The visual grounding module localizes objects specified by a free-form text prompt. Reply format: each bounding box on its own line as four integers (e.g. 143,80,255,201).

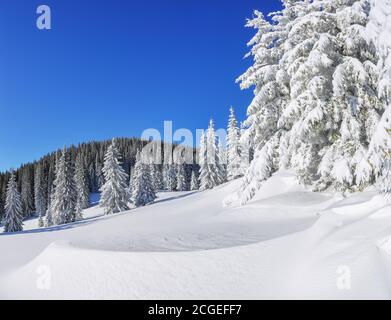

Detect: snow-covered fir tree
320,0,381,191
151,164,164,191
20,167,34,218
132,150,156,207
199,120,226,190
198,130,213,190
34,163,47,227
3,172,24,233
378,158,391,196
239,122,251,175
74,154,89,221
190,170,199,190
227,107,243,180
228,0,387,205
361,0,391,195
100,139,131,214
50,147,77,225
176,163,188,191
128,167,134,194
216,139,227,184
163,162,177,191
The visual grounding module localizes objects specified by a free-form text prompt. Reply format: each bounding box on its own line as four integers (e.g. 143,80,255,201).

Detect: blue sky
0,0,282,172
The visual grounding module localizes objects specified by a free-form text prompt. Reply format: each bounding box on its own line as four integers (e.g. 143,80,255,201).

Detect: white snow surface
0,170,390,299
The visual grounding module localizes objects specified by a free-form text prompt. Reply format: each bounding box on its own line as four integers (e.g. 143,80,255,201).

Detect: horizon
0,0,283,172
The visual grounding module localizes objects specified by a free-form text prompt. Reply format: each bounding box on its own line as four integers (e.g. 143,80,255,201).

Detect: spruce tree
378,158,391,196
128,167,135,194
20,167,34,217
3,172,23,233
217,139,227,184
51,147,77,225
227,107,243,180
200,119,222,189
228,0,385,205
34,163,47,227
151,164,164,191
176,163,188,191
199,130,214,190
190,170,199,190
132,151,156,207
164,163,177,191
74,154,89,220
100,139,131,214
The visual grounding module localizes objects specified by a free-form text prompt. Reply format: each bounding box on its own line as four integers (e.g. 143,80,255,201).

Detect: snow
0,170,390,299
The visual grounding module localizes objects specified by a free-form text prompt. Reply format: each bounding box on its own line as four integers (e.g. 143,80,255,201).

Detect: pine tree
190,170,199,190
3,172,23,233
202,119,223,189
227,107,243,180
228,0,385,205
359,0,391,191
239,122,251,174
34,163,47,227
100,139,131,214
74,154,89,220
128,167,135,194
151,164,164,191
323,0,381,191
217,139,227,184
164,163,177,191
95,154,105,192
176,163,187,191
132,151,156,206
199,130,213,190
51,147,77,225
378,158,391,196
20,167,34,217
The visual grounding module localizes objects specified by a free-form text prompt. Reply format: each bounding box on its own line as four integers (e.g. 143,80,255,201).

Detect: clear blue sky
0,0,282,172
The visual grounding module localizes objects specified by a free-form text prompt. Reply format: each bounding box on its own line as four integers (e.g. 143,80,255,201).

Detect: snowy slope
0,171,390,299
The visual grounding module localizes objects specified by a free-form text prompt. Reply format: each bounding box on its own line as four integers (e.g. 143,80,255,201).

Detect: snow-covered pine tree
239,122,251,174
95,154,105,192
277,0,340,186
100,139,131,214
34,163,47,227
323,0,381,191
227,4,296,204
227,107,243,180
132,150,156,207
34,163,47,228
45,206,54,227
151,164,164,191
198,131,208,190
199,124,216,190
128,167,135,194
3,172,23,233
51,147,77,225
378,158,391,196
20,167,34,217
74,154,89,221
216,139,227,184
176,163,188,191
164,162,177,191
190,170,199,190
229,0,384,205
359,0,391,193
206,119,221,187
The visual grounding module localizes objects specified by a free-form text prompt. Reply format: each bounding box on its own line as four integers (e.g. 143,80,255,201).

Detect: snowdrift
0,171,390,299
